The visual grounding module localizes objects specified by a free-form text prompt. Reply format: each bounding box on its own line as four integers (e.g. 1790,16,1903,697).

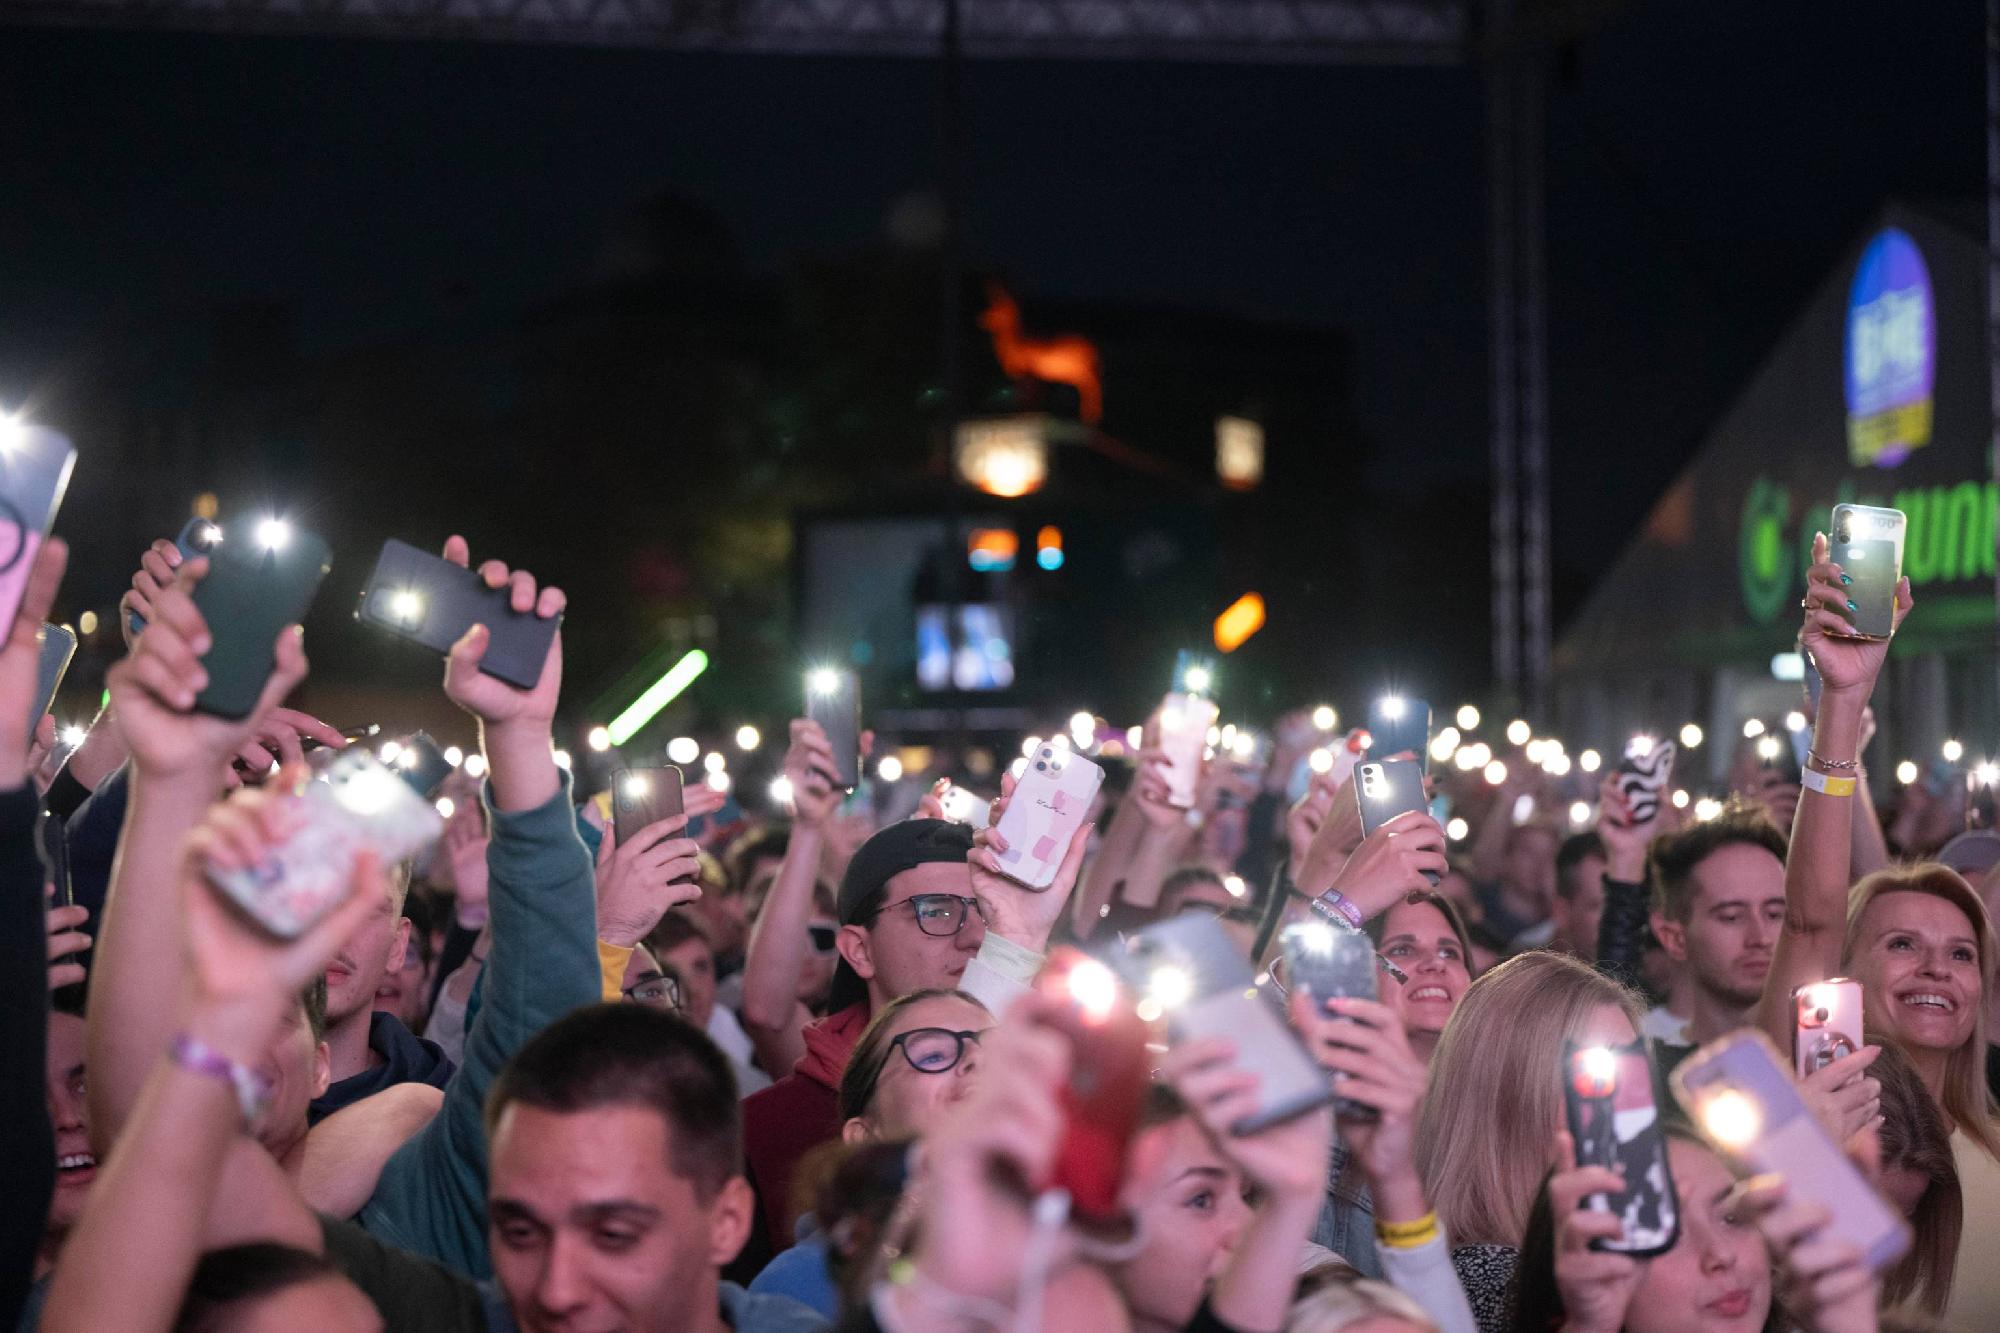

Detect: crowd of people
6,513,2000,1333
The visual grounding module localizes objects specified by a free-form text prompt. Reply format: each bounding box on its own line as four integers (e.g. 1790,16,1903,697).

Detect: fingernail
1846,600,1858,611
194,635,213,654
1839,573,1852,586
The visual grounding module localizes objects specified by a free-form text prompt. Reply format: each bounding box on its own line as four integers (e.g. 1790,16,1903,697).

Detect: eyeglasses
873,893,989,938
808,924,839,956
887,1027,983,1076
621,973,682,1010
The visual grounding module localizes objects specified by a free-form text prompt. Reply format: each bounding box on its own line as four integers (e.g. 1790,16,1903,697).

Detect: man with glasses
740,814,1080,1254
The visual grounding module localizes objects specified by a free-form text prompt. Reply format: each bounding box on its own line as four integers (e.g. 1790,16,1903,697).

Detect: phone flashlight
1573,1045,1618,1098
623,774,650,799
1699,1090,1761,1149
1308,747,1334,774
1066,957,1120,1023
1377,695,1407,721
1755,735,1783,763
254,517,292,552
389,589,424,623
1182,664,1213,695
338,766,400,817
1312,705,1337,731
395,748,419,771
194,522,224,549
1976,763,2000,788
1629,735,1655,757
806,667,841,697
1147,964,1195,1012
1292,919,1337,956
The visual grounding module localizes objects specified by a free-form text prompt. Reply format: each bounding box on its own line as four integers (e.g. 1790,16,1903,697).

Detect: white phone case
994,745,1103,889
1159,693,1219,809
207,749,444,937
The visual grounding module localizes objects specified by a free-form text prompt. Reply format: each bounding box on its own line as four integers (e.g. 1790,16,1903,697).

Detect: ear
311,1040,332,1098
707,1175,756,1268
840,1116,872,1146
836,924,877,982
386,916,412,973
1650,910,1689,964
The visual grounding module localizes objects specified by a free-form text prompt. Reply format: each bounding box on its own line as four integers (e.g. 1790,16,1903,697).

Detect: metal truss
0,0,1467,63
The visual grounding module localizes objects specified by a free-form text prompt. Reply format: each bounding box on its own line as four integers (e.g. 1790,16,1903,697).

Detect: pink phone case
1159,693,1218,809
995,745,1103,890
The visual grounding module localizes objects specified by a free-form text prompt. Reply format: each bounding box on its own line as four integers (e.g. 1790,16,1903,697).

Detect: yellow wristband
1374,1211,1441,1249
1802,768,1857,798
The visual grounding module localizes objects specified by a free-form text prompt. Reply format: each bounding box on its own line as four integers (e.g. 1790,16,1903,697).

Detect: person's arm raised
1114,746,1189,911
962,776,1093,1011
742,719,841,1036
88,556,312,1143
1756,534,1910,1048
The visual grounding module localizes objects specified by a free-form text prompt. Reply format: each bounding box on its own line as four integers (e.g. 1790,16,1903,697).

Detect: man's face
659,938,717,1029
1658,843,1785,1008
837,862,984,1005
325,884,410,1027
253,1001,329,1155
489,1102,753,1333
373,934,434,1034
45,1012,94,1234
1553,852,1607,961
1504,827,1559,914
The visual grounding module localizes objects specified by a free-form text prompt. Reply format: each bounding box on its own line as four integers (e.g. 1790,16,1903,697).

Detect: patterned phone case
1615,740,1676,824
207,749,443,938
994,745,1103,890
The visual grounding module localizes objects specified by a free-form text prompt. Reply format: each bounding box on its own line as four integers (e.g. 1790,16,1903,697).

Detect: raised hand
1128,746,1185,831
224,707,349,790
1596,774,1654,883
0,537,66,790
1798,1044,1883,1148
970,770,1093,952
438,535,565,729
782,719,844,828
45,884,88,991
595,814,705,947
105,556,307,785
1320,810,1447,916
1800,531,1911,700
1290,993,1426,1186
1294,770,1367,895
1286,767,1342,883
1734,1178,1880,1333
118,536,182,652
1162,1034,1333,1202
1547,1129,1646,1333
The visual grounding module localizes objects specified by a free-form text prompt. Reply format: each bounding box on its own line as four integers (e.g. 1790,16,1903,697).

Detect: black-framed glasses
808,924,839,956
886,1027,983,1076
621,973,682,1010
873,893,989,938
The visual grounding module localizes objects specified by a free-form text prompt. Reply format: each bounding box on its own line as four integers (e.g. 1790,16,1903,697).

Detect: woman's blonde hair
1288,1263,1437,1333
1416,951,1641,1247
1844,865,2000,1161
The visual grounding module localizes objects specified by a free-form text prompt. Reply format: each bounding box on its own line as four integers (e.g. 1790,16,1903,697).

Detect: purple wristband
1311,888,1365,929
170,1033,272,1124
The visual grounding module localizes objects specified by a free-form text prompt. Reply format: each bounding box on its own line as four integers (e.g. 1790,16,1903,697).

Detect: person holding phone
1364,889,1474,1064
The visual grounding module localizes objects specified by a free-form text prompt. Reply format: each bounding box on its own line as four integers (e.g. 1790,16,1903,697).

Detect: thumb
253,626,309,718
448,622,491,672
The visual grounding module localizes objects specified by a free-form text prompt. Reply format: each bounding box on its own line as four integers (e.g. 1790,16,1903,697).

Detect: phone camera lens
1034,761,1047,771
1814,1008,1829,1023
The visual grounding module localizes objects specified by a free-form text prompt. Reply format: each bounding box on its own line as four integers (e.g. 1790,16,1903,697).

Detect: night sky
0,0,1983,617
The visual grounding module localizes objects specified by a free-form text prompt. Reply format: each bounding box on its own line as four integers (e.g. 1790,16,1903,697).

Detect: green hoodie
355,774,600,1279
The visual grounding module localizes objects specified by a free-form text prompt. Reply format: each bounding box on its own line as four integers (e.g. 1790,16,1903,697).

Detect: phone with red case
1672,1029,1910,1275
1793,979,1865,1078
994,744,1102,890
1034,947,1152,1223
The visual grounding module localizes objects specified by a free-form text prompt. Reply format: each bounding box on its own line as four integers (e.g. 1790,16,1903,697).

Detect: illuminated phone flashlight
623,774,651,800
1629,734,1655,757
337,764,399,817
1308,747,1334,774
1147,963,1195,1013
1572,1045,1619,1099
396,746,420,770
1755,735,1783,763
1976,762,2000,788
1181,663,1213,695
1698,1089,1761,1149
1377,695,1407,721
1312,704,1337,731
1292,919,1337,956
390,589,424,624
806,667,841,697
1066,957,1120,1024
194,522,224,549
254,517,292,552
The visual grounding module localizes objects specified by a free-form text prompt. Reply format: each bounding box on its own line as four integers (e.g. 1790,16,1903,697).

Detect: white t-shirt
1639,1004,1690,1046
709,1005,772,1094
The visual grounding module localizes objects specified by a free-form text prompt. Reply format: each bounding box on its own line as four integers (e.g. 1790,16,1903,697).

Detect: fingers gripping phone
31,623,75,725
1118,915,1331,1135
0,422,75,638
1563,1040,1679,1256
1614,737,1676,825
1829,504,1906,641
612,767,686,846
994,745,1103,890
1035,948,1152,1223
1354,758,1440,885
206,749,443,938
1280,921,1379,1123
128,515,224,639
803,667,861,792
1672,1029,1911,1275
1793,979,1865,1079
356,539,563,690
1366,696,1432,773
191,523,332,720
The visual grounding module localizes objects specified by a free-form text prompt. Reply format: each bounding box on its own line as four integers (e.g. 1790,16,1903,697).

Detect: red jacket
741,1003,870,1251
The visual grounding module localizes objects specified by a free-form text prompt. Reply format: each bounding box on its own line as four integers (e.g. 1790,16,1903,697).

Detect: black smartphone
1353,758,1439,884
356,539,562,691
803,667,861,791
128,515,225,639
1280,921,1380,1123
1366,696,1432,773
391,732,455,799
191,524,332,720
0,422,76,638
32,623,75,725
1563,1039,1679,1257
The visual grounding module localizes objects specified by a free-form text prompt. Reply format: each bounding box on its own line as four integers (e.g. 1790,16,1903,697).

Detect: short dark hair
1554,832,1605,902
1160,865,1228,907
302,977,328,1044
723,825,791,895
1647,799,1788,923
648,910,715,957
485,1004,740,1200
178,1243,343,1332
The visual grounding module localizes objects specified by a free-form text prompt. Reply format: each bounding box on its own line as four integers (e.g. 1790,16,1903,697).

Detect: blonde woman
1760,535,2000,1327
1414,950,1643,1332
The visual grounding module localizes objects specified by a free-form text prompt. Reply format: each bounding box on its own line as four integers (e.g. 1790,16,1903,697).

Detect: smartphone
389,732,455,800
0,421,76,640
1614,737,1676,825
612,767,686,847
356,538,562,690
1280,921,1379,1123
1563,1040,1680,1256
1755,732,1801,786
1034,948,1153,1223
803,667,861,792
994,745,1103,891
938,784,992,829
1159,692,1220,809
1672,1029,1910,1274
191,523,332,720
31,623,75,725
1366,696,1432,773
1117,914,1331,1135
1829,504,1906,641
205,748,443,937
1793,979,1865,1079
127,515,225,639
1354,759,1440,885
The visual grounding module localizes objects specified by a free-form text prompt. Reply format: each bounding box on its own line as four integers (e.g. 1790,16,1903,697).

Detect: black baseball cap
826,819,975,1013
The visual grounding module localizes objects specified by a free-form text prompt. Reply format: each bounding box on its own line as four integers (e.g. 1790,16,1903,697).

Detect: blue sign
1844,227,1935,469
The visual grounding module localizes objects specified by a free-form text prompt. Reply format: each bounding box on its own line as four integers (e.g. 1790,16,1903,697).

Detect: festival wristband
170,1033,272,1127
1311,888,1365,929
1375,1211,1442,1249
1802,768,1857,798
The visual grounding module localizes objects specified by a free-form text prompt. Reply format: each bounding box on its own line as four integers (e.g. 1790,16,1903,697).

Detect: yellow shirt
1946,1126,2000,1329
